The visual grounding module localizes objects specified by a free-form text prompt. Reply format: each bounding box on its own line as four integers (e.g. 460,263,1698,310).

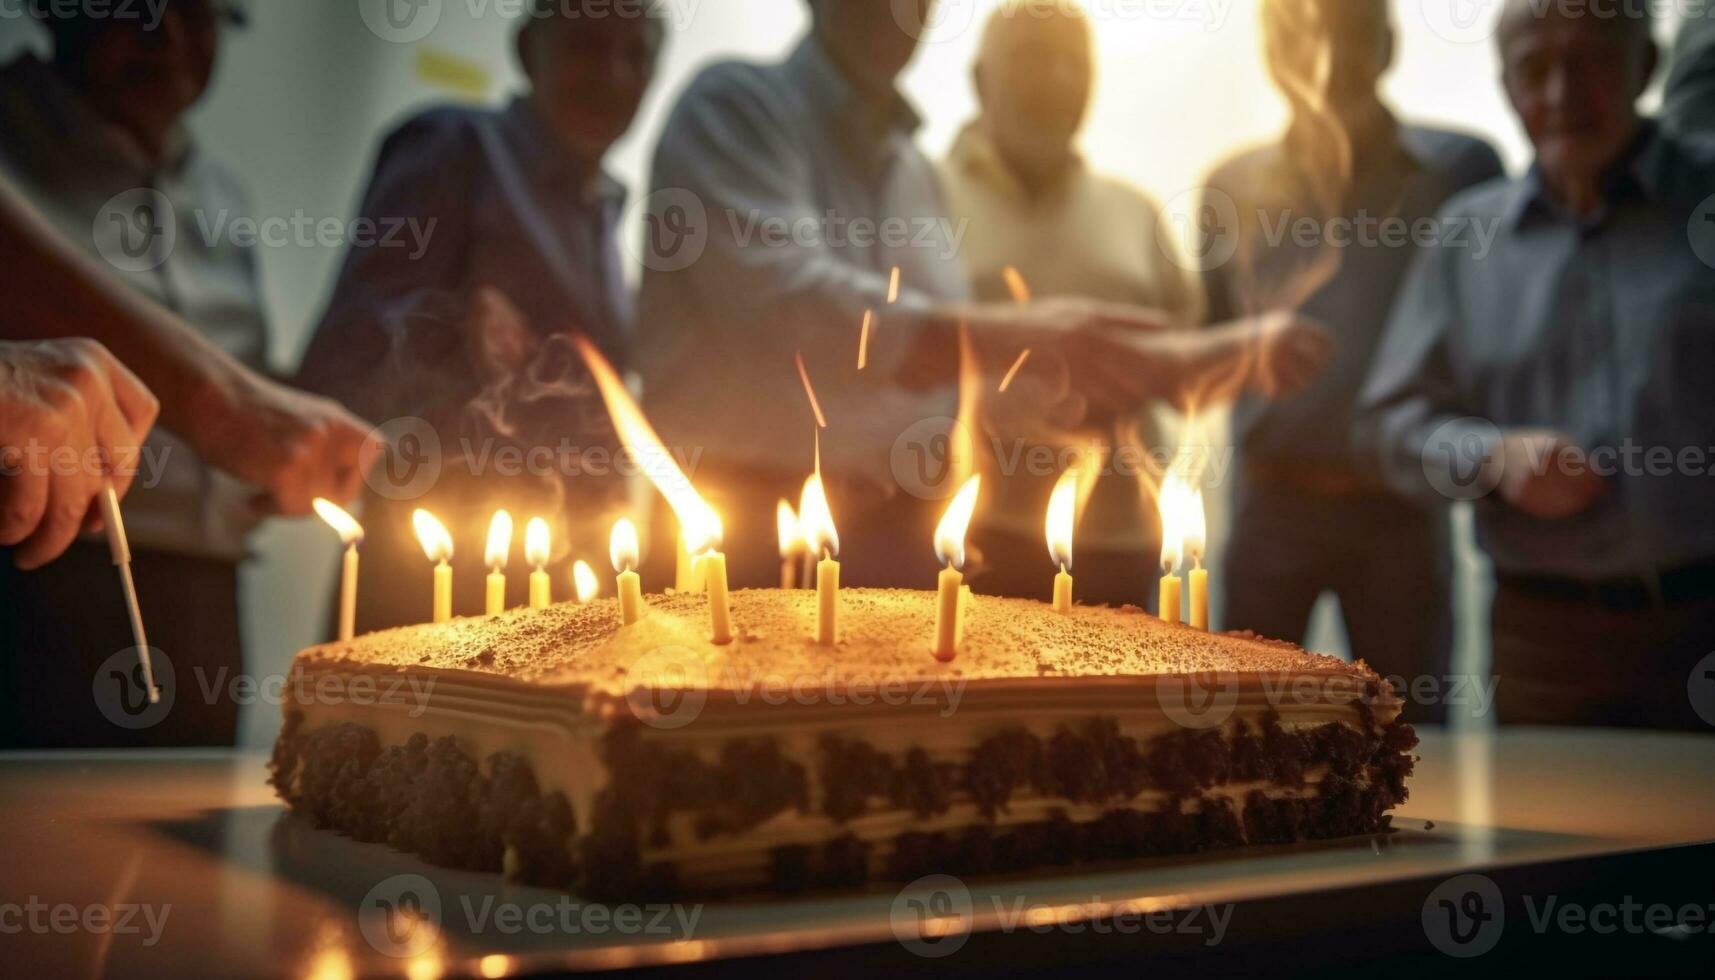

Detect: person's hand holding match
0,338,158,569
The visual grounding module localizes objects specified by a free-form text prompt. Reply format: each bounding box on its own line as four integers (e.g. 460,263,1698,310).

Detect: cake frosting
271,589,1416,897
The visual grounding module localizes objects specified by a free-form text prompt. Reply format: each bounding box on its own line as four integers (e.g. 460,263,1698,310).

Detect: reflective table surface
3,728,1713,977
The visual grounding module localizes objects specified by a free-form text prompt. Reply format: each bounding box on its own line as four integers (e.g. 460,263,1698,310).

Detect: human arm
0,173,369,515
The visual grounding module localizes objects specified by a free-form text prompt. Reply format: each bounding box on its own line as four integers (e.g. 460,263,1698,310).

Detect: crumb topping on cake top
296,589,1386,696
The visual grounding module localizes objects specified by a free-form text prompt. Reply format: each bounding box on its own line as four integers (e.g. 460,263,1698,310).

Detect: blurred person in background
299,1,664,632
1360,1,1715,729
0,2,368,747
1201,0,1503,722
1664,4,1713,141
640,0,1329,591
938,0,1204,608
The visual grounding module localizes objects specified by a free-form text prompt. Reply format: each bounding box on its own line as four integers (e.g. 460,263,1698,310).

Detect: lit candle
699,536,733,646
572,334,732,645
1046,470,1076,614
800,470,840,646
526,517,551,609
484,510,513,617
313,498,364,641
777,498,803,589
413,509,454,624
610,518,644,626
933,475,982,662
1186,488,1209,631
1157,470,1194,626
573,559,599,604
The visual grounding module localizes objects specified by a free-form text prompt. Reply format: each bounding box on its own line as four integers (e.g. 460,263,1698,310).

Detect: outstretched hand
0,338,159,569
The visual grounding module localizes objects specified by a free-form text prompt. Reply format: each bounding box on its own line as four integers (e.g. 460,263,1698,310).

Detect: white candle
610,518,645,626
526,517,551,610
485,510,513,617
932,476,981,662
800,472,840,646
1046,470,1077,614
413,510,455,624
313,498,364,641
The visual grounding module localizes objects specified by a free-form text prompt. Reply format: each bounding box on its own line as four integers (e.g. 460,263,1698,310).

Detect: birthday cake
270,588,1416,898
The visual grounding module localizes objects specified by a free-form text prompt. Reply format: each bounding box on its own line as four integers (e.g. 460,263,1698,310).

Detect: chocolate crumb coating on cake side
270,589,1417,899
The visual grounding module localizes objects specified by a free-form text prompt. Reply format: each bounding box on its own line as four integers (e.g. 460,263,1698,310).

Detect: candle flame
572,560,599,603
484,510,513,571
1002,265,1031,304
776,498,802,558
313,497,363,546
525,517,549,570
1184,488,1208,568
1158,468,1200,574
572,335,722,554
413,509,454,564
799,472,839,560
609,517,639,574
1046,469,1077,572
934,475,982,570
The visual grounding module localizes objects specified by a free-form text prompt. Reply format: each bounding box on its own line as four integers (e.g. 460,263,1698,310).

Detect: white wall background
0,1,1685,742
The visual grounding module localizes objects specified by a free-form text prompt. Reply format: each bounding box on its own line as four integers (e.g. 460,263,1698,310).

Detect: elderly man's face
524,13,662,162
978,13,1092,177
69,0,222,147
814,0,932,91
1500,14,1653,183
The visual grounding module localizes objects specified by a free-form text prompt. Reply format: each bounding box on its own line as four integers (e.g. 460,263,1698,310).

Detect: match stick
998,349,1032,393
97,482,158,704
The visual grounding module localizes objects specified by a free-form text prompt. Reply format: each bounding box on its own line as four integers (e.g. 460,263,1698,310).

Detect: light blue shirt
638,36,969,479
1359,125,1715,580
1666,9,1715,142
